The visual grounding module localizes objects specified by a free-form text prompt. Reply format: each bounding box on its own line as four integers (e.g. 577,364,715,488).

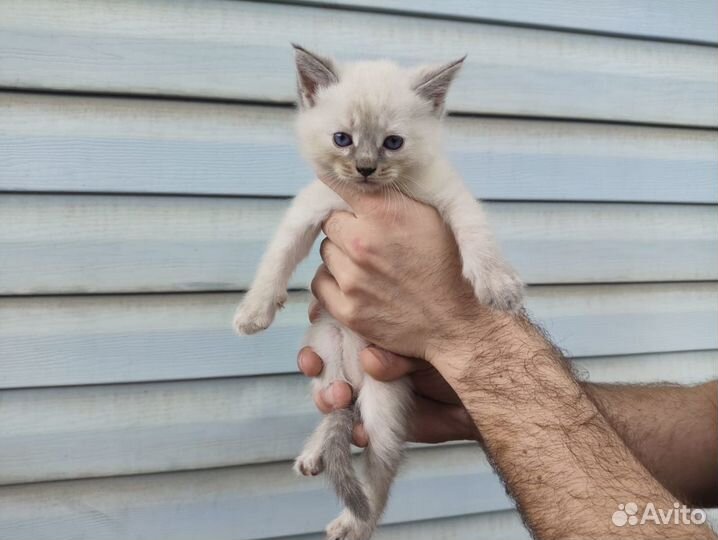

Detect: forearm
585,381,718,507
430,312,715,539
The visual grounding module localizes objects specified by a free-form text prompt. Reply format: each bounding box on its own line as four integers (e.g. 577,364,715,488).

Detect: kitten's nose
356,166,377,178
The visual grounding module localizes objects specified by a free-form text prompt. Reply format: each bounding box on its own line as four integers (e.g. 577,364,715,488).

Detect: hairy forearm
585,381,718,507
432,312,716,539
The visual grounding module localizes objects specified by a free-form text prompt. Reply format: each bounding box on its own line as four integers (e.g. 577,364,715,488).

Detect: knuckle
349,236,372,264
309,272,323,298
342,271,362,295
341,264,366,294
323,213,341,237
319,237,330,262
339,301,360,326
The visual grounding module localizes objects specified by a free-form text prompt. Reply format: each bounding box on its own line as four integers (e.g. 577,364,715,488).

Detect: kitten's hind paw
232,292,287,335
326,511,372,540
293,451,324,477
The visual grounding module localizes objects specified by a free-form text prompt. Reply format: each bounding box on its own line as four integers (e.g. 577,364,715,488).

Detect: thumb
360,347,424,381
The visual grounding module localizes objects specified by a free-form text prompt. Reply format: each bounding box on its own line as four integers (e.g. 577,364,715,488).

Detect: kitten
234,44,523,540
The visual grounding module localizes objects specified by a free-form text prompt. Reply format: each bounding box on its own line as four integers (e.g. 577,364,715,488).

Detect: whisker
391,176,423,221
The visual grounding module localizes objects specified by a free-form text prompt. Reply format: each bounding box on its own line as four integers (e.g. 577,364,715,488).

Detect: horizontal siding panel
1,195,716,295
0,376,318,485
2,93,717,202
573,350,718,386
0,445,512,540
292,0,718,44
276,508,710,540
1,284,716,388
2,3,715,539
289,510,530,540
1,351,714,485
1,1,716,125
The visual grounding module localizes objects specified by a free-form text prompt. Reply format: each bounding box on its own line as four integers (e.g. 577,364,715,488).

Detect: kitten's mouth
355,173,393,185
330,172,392,191
353,177,384,191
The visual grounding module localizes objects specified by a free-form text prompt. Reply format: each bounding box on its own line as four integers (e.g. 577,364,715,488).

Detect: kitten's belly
310,310,367,388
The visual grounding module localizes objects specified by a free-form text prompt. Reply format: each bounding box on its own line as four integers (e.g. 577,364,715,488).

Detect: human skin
299,346,718,508
302,180,718,538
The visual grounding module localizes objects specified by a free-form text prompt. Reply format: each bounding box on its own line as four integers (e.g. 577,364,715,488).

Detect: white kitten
234,45,523,540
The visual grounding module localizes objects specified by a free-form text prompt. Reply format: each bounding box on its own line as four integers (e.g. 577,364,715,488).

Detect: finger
321,211,360,255
319,238,361,290
352,423,368,448
411,368,462,406
308,300,321,323
297,347,323,377
408,396,479,444
313,381,353,413
351,398,478,446
360,347,426,382
312,389,333,414
310,264,345,317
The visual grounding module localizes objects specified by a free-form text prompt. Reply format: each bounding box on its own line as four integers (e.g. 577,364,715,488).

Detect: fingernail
297,350,306,372
324,384,336,407
332,383,346,408
353,423,368,448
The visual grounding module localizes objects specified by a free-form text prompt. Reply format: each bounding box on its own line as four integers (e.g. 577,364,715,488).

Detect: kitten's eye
333,132,353,147
383,135,404,150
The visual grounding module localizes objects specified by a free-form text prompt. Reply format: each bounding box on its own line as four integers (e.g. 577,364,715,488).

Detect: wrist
422,316,483,374
429,310,572,407
425,308,525,375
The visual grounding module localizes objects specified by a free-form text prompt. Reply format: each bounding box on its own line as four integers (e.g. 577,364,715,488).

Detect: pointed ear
411,56,466,115
292,43,339,108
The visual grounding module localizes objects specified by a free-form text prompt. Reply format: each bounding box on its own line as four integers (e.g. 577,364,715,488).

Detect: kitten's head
292,44,464,192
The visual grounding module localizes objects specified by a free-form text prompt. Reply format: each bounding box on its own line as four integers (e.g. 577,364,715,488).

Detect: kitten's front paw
293,451,324,477
473,266,524,313
232,292,287,335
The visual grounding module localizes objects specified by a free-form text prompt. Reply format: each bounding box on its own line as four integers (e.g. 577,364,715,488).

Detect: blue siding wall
0,1,717,538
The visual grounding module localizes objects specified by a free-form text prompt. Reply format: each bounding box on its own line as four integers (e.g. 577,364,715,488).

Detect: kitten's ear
411,56,466,116
292,43,339,108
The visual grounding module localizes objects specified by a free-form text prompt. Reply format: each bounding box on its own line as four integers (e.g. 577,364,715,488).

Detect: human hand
297,308,479,446
310,181,483,362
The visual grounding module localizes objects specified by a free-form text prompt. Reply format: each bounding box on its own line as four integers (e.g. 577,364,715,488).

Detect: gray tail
324,409,371,521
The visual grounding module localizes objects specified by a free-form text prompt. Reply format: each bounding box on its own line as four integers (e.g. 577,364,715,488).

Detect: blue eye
383,135,404,150
333,132,353,147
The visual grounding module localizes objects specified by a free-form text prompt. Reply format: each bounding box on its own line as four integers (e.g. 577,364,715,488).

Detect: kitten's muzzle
356,165,377,178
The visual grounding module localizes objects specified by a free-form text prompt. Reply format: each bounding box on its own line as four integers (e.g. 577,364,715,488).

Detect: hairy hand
311,179,481,361
297,344,478,446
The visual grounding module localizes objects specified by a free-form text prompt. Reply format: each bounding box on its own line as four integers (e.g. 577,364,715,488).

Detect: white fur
233,50,523,540
233,181,347,335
